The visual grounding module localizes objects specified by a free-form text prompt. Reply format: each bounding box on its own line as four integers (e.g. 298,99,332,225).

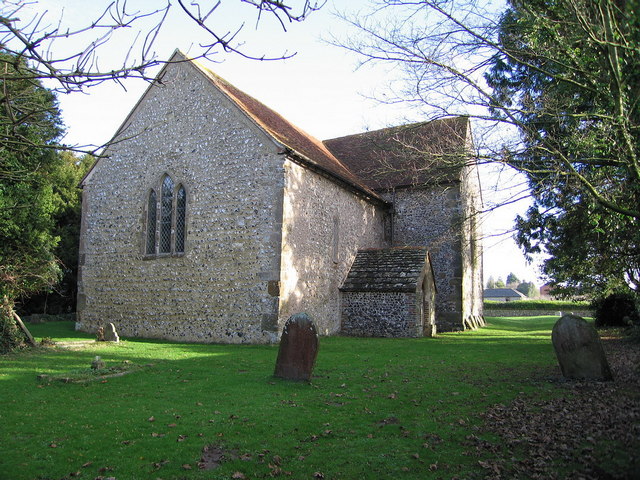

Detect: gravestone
551,314,613,381
274,313,319,381
91,356,105,370
103,323,120,343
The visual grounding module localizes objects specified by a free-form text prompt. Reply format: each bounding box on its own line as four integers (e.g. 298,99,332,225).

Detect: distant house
484,288,527,302
539,283,555,299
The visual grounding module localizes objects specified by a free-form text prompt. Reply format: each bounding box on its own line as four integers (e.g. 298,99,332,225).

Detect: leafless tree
332,0,640,294
0,0,323,155
1,0,323,90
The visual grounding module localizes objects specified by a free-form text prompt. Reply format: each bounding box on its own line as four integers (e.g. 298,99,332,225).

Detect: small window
332,216,339,264
175,185,186,253
144,174,187,257
160,175,174,254
146,190,157,254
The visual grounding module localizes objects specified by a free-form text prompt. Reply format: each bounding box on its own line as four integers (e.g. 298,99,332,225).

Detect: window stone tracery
145,174,187,257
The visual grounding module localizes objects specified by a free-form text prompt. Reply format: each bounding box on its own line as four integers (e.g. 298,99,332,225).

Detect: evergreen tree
506,273,520,287
19,152,94,315
0,51,64,351
486,0,640,296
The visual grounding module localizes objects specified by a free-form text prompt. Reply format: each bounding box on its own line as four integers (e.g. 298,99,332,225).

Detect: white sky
33,0,545,286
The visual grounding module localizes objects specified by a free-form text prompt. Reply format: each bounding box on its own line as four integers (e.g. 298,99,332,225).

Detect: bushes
591,293,640,327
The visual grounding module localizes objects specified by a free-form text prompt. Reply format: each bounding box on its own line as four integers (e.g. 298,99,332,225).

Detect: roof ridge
184,54,384,202
323,116,468,143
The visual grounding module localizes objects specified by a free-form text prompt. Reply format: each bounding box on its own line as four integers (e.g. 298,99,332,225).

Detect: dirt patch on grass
470,335,640,479
37,361,152,384
198,444,240,470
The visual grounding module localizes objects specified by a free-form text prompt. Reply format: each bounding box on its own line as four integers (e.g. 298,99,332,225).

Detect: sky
31,0,545,286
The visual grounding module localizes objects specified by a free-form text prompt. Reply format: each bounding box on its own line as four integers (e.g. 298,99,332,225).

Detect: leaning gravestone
103,322,120,343
274,313,319,381
551,314,613,381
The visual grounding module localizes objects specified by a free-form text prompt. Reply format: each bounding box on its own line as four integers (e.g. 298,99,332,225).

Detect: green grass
1,317,561,480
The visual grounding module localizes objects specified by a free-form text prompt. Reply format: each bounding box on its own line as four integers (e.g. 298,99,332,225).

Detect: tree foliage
592,292,640,327
488,0,640,297
516,281,537,298
0,52,64,303
0,52,64,350
19,152,93,315
336,0,639,298
506,272,520,286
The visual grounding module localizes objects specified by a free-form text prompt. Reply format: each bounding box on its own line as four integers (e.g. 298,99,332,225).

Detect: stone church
77,50,483,343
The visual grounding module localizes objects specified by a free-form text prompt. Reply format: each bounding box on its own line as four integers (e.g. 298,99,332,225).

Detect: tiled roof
323,117,470,190
484,288,527,298
340,247,430,292
183,52,384,203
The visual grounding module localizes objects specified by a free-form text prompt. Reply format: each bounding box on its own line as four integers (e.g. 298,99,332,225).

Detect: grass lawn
1,317,569,479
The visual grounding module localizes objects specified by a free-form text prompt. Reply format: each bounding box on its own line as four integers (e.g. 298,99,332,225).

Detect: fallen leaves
473,336,640,479
151,459,169,471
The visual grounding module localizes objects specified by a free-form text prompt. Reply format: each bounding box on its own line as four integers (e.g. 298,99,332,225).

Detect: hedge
483,300,590,310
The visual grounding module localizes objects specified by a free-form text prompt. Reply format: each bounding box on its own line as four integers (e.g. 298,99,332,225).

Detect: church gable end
77,53,287,344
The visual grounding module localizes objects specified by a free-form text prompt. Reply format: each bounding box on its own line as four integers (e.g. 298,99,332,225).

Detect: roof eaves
190,58,389,208
283,148,390,208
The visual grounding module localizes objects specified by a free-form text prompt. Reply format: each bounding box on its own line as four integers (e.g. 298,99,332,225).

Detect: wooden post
12,310,36,347
2,295,35,347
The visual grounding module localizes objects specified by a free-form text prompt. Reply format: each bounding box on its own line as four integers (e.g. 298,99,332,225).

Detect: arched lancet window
160,175,174,254
144,174,187,257
146,189,157,254
175,185,186,253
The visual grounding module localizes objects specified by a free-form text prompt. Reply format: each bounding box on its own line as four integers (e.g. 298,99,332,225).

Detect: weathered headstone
274,313,319,381
91,356,105,370
103,323,120,343
551,314,613,381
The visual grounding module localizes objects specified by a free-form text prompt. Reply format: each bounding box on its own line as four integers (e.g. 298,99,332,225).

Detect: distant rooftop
484,288,527,299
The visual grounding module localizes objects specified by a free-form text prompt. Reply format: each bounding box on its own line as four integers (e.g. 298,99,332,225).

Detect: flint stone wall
341,291,420,337
385,186,465,331
384,160,483,332
77,60,284,344
278,160,387,335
